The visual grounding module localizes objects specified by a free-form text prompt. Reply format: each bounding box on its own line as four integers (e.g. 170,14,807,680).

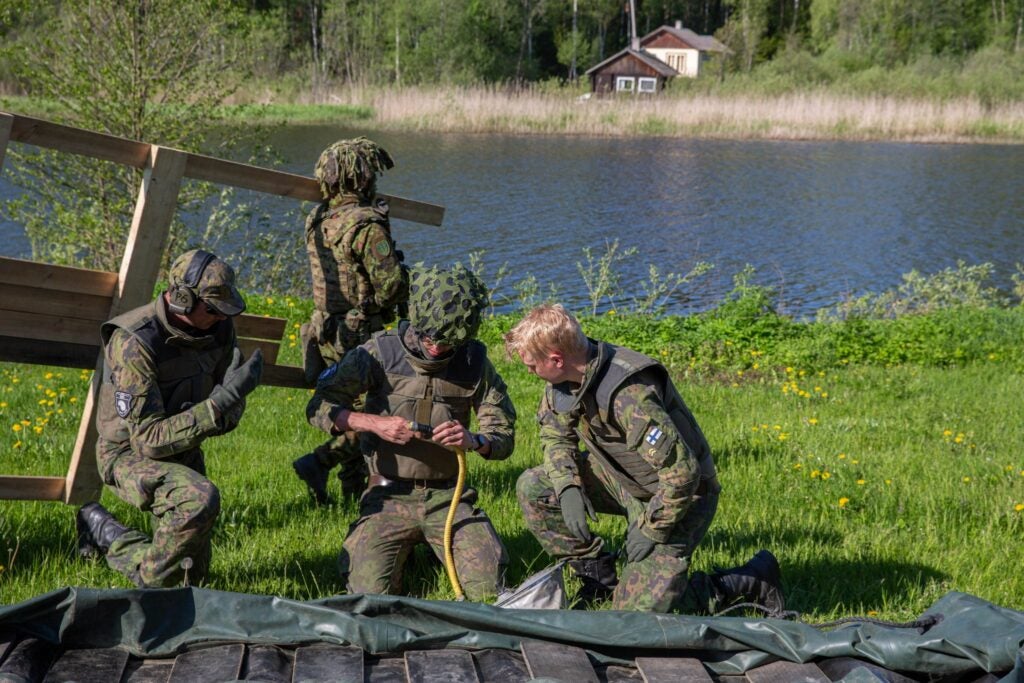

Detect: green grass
2,301,1023,619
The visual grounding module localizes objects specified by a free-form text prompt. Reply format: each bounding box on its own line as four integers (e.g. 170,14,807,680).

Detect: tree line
2,0,1022,91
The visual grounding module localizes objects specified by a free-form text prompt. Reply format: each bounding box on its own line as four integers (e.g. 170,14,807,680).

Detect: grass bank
2,290,1023,619
5,86,1023,143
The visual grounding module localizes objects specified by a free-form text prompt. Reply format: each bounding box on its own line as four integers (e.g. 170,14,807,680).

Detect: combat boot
293,452,333,506
568,552,618,608
709,549,785,617
76,502,129,559
300,322,326,386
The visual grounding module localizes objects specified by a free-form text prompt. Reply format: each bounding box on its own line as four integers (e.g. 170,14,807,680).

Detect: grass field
2,297,1022,619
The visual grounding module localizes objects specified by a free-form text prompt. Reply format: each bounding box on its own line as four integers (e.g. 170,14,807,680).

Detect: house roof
640,24,729,52
584,47,679,77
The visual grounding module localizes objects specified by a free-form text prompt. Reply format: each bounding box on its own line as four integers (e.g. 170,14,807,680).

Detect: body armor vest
305,196,389,315
551,342,715,501
96,301,233,447
363,328,485,481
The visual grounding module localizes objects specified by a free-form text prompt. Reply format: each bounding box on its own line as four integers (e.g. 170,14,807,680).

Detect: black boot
293,452,333,506
76,502,129,559
568,552,618,608
710,549,785,617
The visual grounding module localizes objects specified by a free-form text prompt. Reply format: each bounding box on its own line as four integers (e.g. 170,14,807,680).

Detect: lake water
2,124,1023,317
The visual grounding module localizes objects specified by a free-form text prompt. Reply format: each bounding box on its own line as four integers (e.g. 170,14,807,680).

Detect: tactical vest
363,328,486,481
305,195,391,315
96,300,234,448
550,342,715,501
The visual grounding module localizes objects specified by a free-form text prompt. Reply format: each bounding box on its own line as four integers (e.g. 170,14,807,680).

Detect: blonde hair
504,304,588,361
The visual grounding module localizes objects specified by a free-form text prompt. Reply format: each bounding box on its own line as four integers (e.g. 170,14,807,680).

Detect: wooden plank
636,657,713,683
0,283,112,322
237,338,279,366
0,112,12,171
234,314,288,340
44,647,129,683
9,113,152,169
184,152,444,226
0,637,55,681
0,336,98,369
121,659,173,683
0,476,65,501
817,657,918,683
167,644,243,682
0,310,102,346
242,645,291,683
0,256,118,297
404,650,480,683
292,644,364,682
472,649,530,683
744,660,830,683
65,144,187,505
520,640,598,683
261,363,307,389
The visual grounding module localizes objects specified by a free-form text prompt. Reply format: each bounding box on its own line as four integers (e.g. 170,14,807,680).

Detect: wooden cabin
585,21,727,95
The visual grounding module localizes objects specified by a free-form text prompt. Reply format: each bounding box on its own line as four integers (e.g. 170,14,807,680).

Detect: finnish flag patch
645,426,663,446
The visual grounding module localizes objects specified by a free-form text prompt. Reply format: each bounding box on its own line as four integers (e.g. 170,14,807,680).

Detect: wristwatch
472,433,487,452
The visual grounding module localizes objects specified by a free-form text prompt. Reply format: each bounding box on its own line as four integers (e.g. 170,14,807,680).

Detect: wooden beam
744,661,830,683
0,256,118,296
0,112,12,171
0,310,103,347
235,314,289,341
260,363,307,389
636,657,713,683
0,336,98,369
520,640,599,683
65,145,187,505
237,338,280,366
0,283,112,321
0,476,65,501
404,650,480,683
4,112,445,226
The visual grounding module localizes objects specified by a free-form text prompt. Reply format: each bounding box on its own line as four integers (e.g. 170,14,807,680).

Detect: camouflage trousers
339,484,508,601
100,448,220,588
516,454,719,613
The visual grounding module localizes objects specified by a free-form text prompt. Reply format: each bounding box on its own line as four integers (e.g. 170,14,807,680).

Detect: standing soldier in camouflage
505,304,784,614
307,265,515,600
294,137,410,505
76,249,263,588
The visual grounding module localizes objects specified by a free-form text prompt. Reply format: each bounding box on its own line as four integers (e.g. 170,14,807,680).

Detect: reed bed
306,85,1024,142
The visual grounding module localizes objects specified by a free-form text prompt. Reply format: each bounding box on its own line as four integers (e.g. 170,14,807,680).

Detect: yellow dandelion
1006,465,1014,472
962,476,971,483
19,419,29,426
811,469,821,479
867,610,878,617
12,377,20,384
885,479,892,485
943,429,953,437
778,433,788,441
793,463,802,470
33,426,43,434
814,386,822,393
12,424,22,432
856,479,866,485
1014,503,1024,512
838,497,850,508
821,392,828,398
808,418,818,425
608,309,616,316
785,367,793,374
37,399,47,406
70,397,78,404
821,471,832,480
44,372,54,379
288,334,296,341
736,370,744,377
752,426,759,432
838,453,846,459
954,435,964,444
988,353,997,360
773,425,782,431
752,362,759,370
851,459,860,465
266,297,274,304
0,401,6,408
13,440,21,449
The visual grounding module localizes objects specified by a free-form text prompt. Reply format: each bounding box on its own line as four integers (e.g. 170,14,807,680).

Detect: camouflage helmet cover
408,265,489,345
168,249,246,316
314,137,394,198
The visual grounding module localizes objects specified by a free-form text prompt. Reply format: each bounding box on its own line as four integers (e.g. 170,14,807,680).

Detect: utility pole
629,0,638,50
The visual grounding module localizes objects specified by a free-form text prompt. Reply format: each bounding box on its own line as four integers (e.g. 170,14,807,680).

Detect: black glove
210,348,263,413
559,486,596,543
625,520,657,563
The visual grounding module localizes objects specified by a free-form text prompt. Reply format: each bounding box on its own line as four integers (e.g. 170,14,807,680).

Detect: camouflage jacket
305,192,408,317
95,297,238,468
307,323,516,480
538,340,716,544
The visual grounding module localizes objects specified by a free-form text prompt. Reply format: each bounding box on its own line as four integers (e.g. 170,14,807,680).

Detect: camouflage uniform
300,138,409,498
307,267,515,600
517,340,721,612
93,254,253,588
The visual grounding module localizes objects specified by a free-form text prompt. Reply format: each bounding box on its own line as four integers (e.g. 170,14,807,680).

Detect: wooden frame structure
0,110,444,506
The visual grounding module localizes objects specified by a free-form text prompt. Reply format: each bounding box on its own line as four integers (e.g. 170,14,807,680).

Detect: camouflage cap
408,264,489,346
314,137,394,198
169,249,246,316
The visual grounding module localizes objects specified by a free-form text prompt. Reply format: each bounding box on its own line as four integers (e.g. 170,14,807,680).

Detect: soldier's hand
372,415,417,444
625,520,657,563
210,348,263,412
431,419,471,450
559,486,595,543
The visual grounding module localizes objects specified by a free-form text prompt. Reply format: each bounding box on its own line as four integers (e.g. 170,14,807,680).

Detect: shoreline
4,88,1023,145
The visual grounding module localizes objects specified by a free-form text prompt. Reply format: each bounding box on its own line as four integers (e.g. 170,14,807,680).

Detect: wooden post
64,145,187,504
0,112,12,171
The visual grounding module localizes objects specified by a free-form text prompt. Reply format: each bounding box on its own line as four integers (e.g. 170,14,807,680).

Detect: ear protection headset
167,249,216,315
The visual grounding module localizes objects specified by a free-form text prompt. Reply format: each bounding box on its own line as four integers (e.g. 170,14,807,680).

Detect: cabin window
638,77,657,92
667,53,687,72
615,76,635,92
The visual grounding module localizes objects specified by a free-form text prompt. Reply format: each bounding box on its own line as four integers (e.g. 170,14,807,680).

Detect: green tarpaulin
1,588,1021,679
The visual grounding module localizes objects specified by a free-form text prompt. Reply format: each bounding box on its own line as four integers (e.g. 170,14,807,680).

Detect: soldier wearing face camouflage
307,265,515,600
76,249,263,588
293,137,410,505
505,304,784,614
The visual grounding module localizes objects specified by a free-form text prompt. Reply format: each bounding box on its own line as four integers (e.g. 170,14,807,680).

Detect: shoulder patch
114,391,133,418
645,426,664,446
317,363,339,383
373,239,392,258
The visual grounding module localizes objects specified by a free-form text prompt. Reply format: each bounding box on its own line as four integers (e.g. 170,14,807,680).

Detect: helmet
167,249,246,316
314,137,394,198
408,265,489,346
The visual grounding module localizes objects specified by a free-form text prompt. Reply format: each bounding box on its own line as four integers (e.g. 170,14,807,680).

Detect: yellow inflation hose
443,447,467,601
